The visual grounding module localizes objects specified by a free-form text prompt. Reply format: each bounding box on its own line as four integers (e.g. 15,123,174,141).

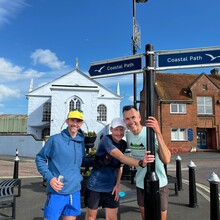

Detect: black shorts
136,185,169,211
86,189,119,209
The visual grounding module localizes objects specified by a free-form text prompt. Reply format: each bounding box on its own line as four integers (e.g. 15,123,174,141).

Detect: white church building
26,64,122,144
0,63,123,158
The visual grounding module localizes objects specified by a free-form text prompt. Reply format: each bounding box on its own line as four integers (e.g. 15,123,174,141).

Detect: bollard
207,172,220,220
188,160,198,208
13,149,20,179
176,155,182,191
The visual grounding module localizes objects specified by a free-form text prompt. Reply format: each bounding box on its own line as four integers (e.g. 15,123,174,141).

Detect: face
66,118,84,137
123,108,142,134
110,126,125,143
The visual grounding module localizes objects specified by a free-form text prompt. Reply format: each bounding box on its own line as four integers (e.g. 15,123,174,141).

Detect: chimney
210,68,219,76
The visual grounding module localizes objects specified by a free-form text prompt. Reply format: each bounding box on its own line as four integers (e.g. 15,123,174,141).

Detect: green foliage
84,131,96,137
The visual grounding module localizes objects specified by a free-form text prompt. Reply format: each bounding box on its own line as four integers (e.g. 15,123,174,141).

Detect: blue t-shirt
87,135,127,192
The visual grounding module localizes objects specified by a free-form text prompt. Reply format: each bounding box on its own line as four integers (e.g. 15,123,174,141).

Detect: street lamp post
132,0,148,108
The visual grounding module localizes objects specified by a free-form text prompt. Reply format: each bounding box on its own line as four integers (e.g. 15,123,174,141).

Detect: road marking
182,179,220,202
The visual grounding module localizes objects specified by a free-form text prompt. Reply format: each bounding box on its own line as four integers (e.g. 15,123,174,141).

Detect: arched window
42,102,51,121
69,97,82,111
97,104,107,122
42,128,50,140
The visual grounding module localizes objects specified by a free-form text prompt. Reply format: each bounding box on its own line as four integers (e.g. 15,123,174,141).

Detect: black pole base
188,203,199,208
144,171,161,220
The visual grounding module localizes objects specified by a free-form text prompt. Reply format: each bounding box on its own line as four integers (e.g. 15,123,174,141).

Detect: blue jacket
35,128,85,195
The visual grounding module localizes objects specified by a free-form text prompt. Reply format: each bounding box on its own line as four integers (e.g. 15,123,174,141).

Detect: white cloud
128,95,134,102
0,0,28,27
31,49,68,70
0,84,20,101
0,57,42,80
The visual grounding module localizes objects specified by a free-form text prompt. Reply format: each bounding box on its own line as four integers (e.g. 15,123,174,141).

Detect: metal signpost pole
132,0,137,108
132,0,148,108
144,44,161,220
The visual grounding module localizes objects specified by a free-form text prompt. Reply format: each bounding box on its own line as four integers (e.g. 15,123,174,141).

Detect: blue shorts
44,192,81,220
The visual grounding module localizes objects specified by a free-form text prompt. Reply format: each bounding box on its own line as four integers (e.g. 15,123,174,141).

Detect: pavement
0,151,220,220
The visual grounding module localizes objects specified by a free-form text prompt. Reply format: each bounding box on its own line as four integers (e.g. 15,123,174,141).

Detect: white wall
0,135,43,158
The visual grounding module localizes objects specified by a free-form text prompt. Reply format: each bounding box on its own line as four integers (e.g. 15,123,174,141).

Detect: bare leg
85,208,98,220
161,210,167,220
62,216,76,220
139,206,144,220
105,208,118,220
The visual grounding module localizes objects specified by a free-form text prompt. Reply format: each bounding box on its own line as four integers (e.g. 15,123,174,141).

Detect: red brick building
140,68,220,153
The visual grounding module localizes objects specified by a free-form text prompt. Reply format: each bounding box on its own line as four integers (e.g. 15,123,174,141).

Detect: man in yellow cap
36,110,85,220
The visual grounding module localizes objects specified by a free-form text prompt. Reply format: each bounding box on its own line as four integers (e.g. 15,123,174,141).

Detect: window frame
97,104,107,122
69,96,82,112
171,128,187,141
42,102,51,122
197,96,213,115
170,103,186,114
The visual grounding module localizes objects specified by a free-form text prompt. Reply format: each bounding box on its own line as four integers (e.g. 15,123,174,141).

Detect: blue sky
0,0,220,114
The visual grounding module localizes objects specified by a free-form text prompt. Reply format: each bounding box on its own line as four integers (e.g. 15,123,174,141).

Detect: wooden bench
0,178,21,219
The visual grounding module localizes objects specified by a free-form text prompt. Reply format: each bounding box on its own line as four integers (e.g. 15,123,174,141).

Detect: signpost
88,45,220,220
156,46,220,70
88,54,143,78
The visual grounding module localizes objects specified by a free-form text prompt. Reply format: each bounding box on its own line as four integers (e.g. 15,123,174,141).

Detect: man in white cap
85,118,155,220
36,110,85,220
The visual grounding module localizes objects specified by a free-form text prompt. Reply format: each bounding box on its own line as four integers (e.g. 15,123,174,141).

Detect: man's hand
143,151,155,167
146,116,160,134
50,177,64,192
112,184,120,201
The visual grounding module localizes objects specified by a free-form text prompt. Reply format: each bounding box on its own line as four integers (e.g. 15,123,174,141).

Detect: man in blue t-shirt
85,118,155,220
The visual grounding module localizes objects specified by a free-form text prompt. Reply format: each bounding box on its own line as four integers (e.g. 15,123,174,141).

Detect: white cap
110,118,126,129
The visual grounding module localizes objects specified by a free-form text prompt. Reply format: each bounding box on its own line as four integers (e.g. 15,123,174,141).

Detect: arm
146,116,171,164
36,138,64,192
110,147,155,167
112,166,123,201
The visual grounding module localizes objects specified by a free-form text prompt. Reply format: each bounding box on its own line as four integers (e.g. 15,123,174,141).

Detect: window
42,102,51,121
202,84,207,91
197,97,213,115
42,128,50,140
171,128,187,141
97,104,107,122
170,103,186,114
69,97,82,111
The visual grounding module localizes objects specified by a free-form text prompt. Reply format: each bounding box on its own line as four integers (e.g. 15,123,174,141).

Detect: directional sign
88,55,142,78
156,47,220,70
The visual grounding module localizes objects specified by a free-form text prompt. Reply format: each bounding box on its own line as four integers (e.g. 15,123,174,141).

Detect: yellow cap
67,110,84,121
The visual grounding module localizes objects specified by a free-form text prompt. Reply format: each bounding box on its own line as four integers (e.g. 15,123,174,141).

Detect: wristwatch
138,160,144,168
